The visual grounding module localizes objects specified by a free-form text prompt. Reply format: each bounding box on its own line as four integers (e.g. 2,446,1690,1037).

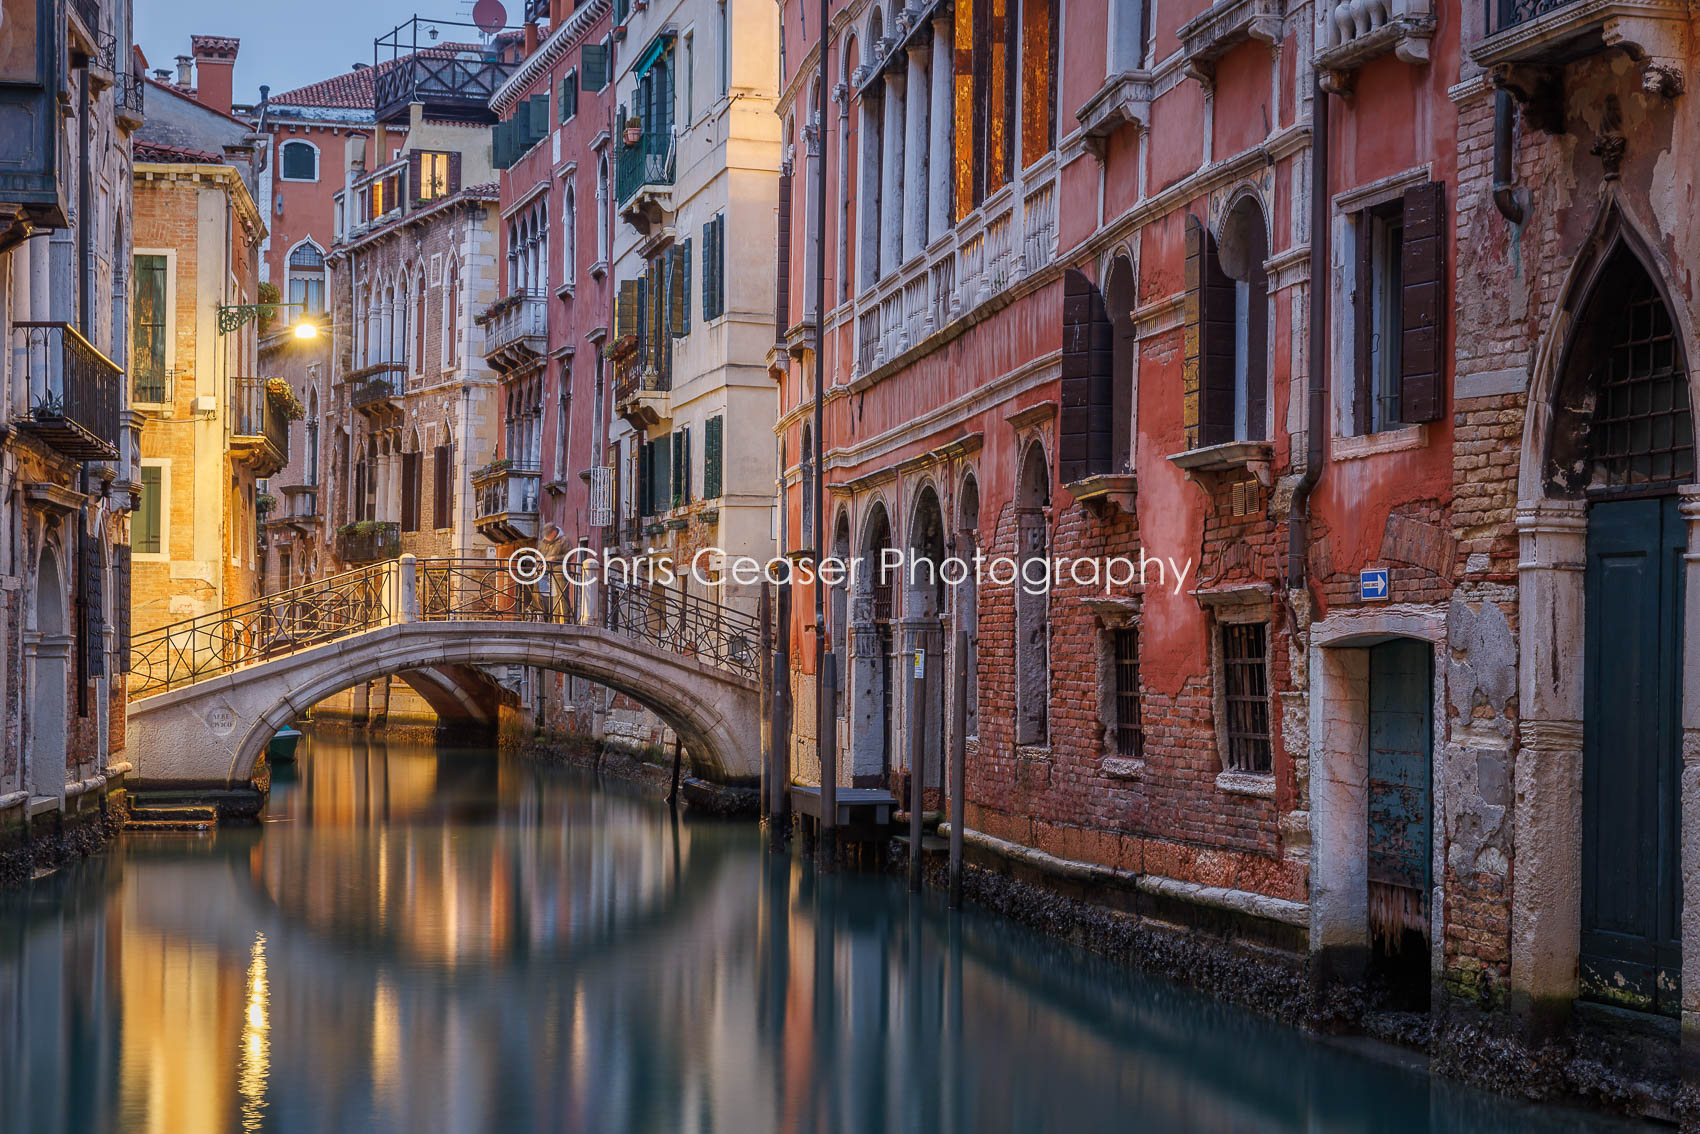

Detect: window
559,69,579,122
1184,204,1267,449
670,238,691,336
132,254,168,403
414,151,454,201
287,242,326,315
442,261,462,368
401,451,421,532
703,414,724,498
672,427,691,507
562,184,577,285
1349,181,1446,435
717,0,728,97
280,140,318,181
1221,621,1271,773
136,464,165,555
413,281,427,375
683,32,694,122
433,444,454,528
595,156,610,263
702,214,725,320
1112,628,1143,759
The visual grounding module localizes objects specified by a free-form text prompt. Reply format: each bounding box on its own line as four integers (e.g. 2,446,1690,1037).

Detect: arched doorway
1015,446,1049,745
852,501,895,785
1550,242,1692,1018
905,485,946,797
30,546,69,798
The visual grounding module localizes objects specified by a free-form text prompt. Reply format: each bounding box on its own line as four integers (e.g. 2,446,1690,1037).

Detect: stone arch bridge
126,557,763,793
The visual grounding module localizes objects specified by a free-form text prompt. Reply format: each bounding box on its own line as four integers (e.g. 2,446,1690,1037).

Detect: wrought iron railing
70,0,100,35
12,321,120,460
129,555,761,697
1488,0,1577,32
117,69,145,116
130,564,395,696
616,130,676,204
351,375,400,410
372,40,517,123
338,521,401,564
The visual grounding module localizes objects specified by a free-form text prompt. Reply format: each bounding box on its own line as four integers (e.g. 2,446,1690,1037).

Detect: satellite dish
472,0,507,33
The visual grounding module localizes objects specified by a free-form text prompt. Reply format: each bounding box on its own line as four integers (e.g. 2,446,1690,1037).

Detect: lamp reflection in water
237,933,270,1132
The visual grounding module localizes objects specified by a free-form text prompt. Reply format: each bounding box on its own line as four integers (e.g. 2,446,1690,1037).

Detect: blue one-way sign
1359,568,1390,601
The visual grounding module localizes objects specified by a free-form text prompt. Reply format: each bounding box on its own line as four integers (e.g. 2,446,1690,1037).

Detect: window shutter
1354,211,1374,433
616,278,640,340
493,117,512,169
447,152,462,195
114,543,131,673
80,516,104,684
583,43,607,91
407,150,423,202
1059,269,1112,484
679,238,692,336
638,440,652,515
671,429,686,507
775,170,792,341
401,452,418,531
683,426,692,504
652,435,670,512
137,466,162,553
705,415,723,498
1400,180,1446,424
1184,215,1237,448
529,93,551,141
669,244,687,336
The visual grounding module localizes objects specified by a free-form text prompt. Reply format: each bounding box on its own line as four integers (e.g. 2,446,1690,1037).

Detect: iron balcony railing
338,521,402,564
12,322,120,460
480,293,548,359
117,68,146,116
231,377,289,463
351,374,401,410
1488,0,1578,32
70,0,100,36
616,130,676,205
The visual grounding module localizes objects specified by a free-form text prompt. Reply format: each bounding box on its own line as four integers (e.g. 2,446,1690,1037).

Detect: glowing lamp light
293,320,318,340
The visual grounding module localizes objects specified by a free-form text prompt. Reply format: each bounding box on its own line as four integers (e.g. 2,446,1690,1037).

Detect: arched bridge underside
127,621,762,790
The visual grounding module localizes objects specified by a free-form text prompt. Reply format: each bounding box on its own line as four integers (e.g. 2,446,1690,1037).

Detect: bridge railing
130,562,398,697
129,555,762,698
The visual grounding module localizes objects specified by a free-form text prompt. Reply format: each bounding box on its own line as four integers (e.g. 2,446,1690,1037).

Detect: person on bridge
537,523,570,622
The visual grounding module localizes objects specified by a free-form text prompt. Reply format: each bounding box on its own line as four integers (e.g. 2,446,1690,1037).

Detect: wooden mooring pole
950,629,967,908
819,651,837,866
669,735,683,809
908,635,926,893
759,582,773,823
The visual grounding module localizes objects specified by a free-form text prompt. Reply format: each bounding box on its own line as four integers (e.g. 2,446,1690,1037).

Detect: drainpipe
812,0,832,862
1492,89,1525,225
78,65,91,336
1289,77,1328,588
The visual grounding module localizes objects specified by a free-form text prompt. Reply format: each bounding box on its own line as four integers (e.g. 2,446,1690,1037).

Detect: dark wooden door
1368,639,1432,949
1582,495,1684,1016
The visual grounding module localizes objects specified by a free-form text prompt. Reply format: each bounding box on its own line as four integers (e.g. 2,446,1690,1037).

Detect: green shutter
679,238,692,336
669,244,687,337
133,255,167,400
615,278,640,340
671,429,685,507
583,43,608,91
529,93,550,140
137,466,162,554
652,435,670,512
705,415,722,498
560,71,578,122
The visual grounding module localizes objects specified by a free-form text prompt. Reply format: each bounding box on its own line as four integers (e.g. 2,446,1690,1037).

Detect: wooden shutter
401,452,419,531
114,543,131,673
583,43,607,91
638,440,652,516
1184,215,1237,448
1354,210,1375,432
652,436,670,512
682,426,692,504
137,466,162,553
705,415,723,498
433,445,453,528
560,72,578,122
679,238,692,336
407,150,423,202
447,152,462,195
529,93,551,141
669,244,687,336
493,117,512,169
775,170,792,340
1400,180,1446,424
615,278,640,340
80,513,103,688
1059,268,1112,484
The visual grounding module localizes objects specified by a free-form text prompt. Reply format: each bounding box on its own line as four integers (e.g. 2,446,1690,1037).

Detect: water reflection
0,730,1650,1133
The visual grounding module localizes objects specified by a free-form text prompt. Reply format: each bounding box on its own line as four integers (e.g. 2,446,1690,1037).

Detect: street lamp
216,300,320,338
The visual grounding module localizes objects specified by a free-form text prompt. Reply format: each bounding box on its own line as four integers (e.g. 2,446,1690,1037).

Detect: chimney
175,54,193,88
523,20,539,55
190,35,240,115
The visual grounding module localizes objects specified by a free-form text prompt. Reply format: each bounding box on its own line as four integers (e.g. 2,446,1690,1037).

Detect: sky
134,0,490,101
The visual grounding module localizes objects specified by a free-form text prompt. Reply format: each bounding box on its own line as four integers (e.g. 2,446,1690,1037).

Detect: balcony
480,293,548,373
266,486,321,535
613,352,670,427
351,372,404,416
116,69,145,131
1472,0,1687,90
372,23,517,125
1316,0,1435,91
12,322,120,461
616,130,676,232
473,462,541,543
338,521,401,564
849,171,1058,386
230,377,290,476
1178,0,1286,83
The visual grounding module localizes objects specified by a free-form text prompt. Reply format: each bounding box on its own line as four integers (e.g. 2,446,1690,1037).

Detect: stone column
928,17,954,245
804,118,821,327
880,70,906,274
902,44,929,259
1509,498,1587,1032
834,83,850,309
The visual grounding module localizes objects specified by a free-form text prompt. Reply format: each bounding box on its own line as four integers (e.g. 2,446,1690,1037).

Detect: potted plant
623,118,643,146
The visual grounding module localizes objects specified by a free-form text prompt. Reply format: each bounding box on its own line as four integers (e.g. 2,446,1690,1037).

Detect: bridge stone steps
126,804,219,832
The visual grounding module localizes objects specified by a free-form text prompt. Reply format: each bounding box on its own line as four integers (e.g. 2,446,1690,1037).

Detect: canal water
0,729,1651,1133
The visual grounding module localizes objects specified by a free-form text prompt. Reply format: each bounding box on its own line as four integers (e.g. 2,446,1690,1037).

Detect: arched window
562,183,576,286
413,278,427,377
442,260,462,369
1185,201,1268,448
288,240,326,314
280,139,319,182
1014,445,1049,745
799,423,815,549
595,156,610,263
305,389,320,487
